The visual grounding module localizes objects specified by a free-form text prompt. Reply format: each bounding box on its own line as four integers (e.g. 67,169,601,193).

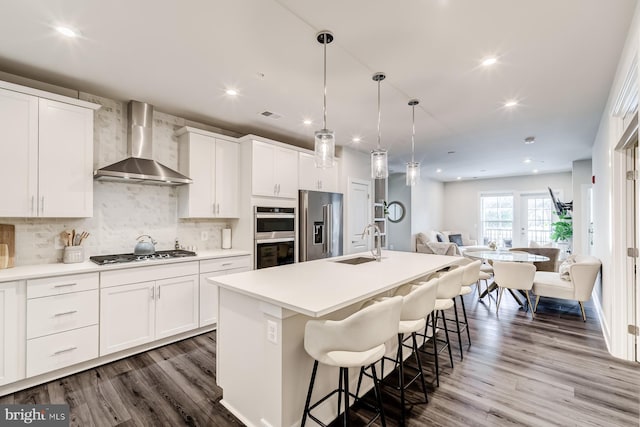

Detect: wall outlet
200,231,208,241
267,320,278,344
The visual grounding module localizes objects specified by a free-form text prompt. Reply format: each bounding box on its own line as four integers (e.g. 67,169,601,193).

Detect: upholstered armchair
509,247,560,272
532,255,601,321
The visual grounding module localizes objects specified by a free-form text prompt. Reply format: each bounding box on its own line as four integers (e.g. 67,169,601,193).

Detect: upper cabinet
176,127,239,218
0,82,99,218
251,140,298,198
298,152,339,193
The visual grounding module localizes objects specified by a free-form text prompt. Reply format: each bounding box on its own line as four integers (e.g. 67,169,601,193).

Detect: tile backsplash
4,93,234,266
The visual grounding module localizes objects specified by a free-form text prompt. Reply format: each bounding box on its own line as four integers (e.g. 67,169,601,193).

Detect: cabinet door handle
54,310,78,317
151,287,155,300
52,346,77,356
53,283,77,288
41,196,44,215
158,286,161,299
221,262,233,267
217,203,220,214
31,196,35,215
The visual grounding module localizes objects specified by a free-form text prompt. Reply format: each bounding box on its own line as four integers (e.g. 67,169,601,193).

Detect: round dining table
464,250,549,263
464,250,550,306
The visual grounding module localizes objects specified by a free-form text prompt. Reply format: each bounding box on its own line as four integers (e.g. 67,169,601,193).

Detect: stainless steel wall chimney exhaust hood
94,101,193,185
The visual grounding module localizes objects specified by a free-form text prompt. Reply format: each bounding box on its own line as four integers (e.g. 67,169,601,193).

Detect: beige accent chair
532,255,601,321
493,261,537,319
509,247,560,272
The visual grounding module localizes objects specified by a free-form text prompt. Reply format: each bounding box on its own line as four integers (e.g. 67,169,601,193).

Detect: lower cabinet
99,263,199,356
199,255,251,327
0,281,21,386
25,272,99,377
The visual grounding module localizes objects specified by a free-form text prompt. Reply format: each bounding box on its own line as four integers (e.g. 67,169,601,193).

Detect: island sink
334,256,377,265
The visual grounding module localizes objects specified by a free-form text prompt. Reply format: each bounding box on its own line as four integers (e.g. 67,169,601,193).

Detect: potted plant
551,213,573,254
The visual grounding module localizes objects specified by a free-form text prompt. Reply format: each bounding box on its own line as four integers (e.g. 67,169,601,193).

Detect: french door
519,193,555,247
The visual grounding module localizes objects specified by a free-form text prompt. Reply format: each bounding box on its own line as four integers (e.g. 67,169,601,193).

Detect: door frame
346,177,372,254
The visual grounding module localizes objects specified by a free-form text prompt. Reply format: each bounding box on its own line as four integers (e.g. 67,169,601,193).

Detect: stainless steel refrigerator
299,190,343,261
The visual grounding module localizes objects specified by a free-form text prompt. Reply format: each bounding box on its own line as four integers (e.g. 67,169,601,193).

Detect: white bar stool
384,279,439,426
301,296,402,427
432,267,465,361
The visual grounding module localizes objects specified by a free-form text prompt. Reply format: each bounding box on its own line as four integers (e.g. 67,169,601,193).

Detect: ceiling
0,0,636,181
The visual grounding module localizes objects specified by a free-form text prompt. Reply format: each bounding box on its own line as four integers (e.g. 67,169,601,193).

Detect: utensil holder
63,246,84,264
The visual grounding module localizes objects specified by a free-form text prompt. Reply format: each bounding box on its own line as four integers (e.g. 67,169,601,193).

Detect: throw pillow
448,234,464,246
436,233,445,242
558,255,577,281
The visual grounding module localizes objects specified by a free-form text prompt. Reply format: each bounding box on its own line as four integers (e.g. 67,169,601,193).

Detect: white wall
388,173,412,251
591,1,640,361
572,159,593,256
410,176,444,250
442,172,572,245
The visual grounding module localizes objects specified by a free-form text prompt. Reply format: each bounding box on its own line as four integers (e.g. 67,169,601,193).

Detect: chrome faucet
361,223,382,262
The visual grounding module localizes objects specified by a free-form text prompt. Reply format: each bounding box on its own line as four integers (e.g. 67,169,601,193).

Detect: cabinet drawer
27,289,98,339
200,256,251,273
26,325,98,377
27,272,98,299
100,261,199,288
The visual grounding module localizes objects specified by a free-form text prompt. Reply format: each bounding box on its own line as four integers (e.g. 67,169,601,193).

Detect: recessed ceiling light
352,137,361,143
482,57,497,66
225,89,238,96
504,100,518,108
456,176,462,180
303,119,312,125
436,168,442,173
56,26,79,38
524,136,535,144
533,169,539,174
523,158,532,164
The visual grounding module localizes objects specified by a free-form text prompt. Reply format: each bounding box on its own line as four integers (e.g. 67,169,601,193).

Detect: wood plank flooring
1,291,639,426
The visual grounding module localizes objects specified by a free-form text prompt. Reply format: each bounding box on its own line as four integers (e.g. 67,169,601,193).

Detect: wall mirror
387,201,405,223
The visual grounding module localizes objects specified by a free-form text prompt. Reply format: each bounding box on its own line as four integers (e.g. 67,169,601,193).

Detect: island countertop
209,250,456,317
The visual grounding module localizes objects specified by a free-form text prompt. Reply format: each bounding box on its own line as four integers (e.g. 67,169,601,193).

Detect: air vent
260,111,282,119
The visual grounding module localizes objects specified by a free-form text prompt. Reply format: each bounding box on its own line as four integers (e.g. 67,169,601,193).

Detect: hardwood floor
2,291,639,426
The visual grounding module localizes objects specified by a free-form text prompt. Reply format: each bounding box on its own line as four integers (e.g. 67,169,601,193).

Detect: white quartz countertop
0,249,251,282
210,250,456,317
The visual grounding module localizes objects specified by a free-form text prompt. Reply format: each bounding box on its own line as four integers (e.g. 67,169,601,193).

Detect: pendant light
371,72,388,179
314,31,335,168
406,99,420,186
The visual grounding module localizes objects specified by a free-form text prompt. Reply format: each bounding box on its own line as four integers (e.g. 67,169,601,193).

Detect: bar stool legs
302,361,387,427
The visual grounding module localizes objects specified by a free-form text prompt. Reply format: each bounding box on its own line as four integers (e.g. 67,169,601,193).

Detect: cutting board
0,224,15,268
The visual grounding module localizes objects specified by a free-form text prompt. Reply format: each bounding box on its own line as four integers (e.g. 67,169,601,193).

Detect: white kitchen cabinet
0,84,98,218
38,98,94,217
176,127,239,218
251,140,298,198
0,281,21,386
298,152,340,193
99,262,200,356
0,89,38,217
155,275,199,339
100,281,156,355
199,255,251,327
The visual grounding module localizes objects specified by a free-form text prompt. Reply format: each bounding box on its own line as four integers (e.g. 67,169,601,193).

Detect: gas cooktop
89,249,197,265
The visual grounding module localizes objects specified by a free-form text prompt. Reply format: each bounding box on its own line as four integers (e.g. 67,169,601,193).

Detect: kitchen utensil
134,235,157,255
0,224,15,268
79,231,90,245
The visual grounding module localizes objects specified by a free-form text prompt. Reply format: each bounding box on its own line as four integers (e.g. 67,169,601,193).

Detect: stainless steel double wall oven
254,206,295,269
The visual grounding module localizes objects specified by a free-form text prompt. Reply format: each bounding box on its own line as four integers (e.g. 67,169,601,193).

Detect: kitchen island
209,250,456,427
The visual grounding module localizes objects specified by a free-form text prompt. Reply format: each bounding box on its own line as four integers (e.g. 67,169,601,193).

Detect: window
480,194,513,246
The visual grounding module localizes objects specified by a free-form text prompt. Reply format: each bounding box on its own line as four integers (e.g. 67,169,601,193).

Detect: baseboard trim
592,291,612,354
